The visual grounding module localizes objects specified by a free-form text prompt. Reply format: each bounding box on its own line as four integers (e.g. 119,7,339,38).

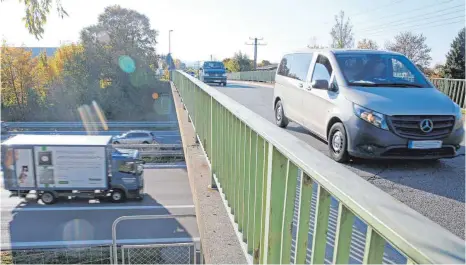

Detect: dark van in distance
199,61,227,86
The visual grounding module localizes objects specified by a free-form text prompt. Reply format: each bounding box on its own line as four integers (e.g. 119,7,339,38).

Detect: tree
1,45,46,120
330,11,354,48
443,28,465,79
1,0,68,39
233,51,253,71
385,31,432,69
357,39,378,50
224,58,240,72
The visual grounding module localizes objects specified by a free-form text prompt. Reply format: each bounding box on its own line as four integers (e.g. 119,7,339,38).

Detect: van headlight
454,104,463,129
353,104,388,130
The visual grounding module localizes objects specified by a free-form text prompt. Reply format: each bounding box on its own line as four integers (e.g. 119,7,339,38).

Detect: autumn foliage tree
1,45,49,120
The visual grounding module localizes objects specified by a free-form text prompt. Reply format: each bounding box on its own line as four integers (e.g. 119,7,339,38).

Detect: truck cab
111,148,145,201
199,61,227,86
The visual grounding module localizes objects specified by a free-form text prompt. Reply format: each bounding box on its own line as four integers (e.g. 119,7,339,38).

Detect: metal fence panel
121,243,195,264
0,245,113,264
173,70,464,264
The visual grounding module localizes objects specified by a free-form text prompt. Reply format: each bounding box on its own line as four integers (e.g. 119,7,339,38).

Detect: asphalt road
217,80,465,239
1,167,199,249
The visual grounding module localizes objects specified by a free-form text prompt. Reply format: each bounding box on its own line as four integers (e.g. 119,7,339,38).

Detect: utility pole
210,54,213,61
245,37,267,70
169,30,173,54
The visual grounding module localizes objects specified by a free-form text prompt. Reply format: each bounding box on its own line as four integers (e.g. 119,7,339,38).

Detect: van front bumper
345,116,464,159
202,76,226,83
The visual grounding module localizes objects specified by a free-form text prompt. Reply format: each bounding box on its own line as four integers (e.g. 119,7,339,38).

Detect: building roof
2,135,112,146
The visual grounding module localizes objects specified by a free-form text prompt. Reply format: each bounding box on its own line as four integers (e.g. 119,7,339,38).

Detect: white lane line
2,237,201,249
10,205,195,212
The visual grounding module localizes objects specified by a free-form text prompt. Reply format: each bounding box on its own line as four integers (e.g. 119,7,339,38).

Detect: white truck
1,135,145,204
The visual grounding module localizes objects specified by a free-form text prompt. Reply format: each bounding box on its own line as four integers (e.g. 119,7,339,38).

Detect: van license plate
408,140,442,149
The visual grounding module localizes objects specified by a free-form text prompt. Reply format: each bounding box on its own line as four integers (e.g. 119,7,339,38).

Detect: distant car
199,61,227,86
187,71,195,77
1,121,8,134
112,130,156,144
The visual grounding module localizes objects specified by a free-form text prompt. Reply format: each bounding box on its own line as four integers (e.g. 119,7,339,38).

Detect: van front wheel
275,100,289,128
328,122,349,163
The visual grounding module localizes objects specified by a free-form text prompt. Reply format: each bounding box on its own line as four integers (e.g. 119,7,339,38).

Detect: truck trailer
1,135,145,204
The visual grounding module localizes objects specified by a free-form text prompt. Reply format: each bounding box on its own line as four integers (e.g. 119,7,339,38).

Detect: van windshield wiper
349,81,423,88
376,82,424,88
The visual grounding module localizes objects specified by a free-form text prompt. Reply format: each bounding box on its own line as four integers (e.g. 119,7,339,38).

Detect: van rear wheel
275,100,289,128
328,122,350,163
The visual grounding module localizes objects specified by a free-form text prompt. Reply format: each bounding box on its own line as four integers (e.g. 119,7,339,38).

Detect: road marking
1,237,201,249
10,204,195,212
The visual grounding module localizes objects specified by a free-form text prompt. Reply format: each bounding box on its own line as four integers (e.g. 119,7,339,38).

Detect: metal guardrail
172,70,464,264
227,71,466,107
112,214,201,265
3,121,179,129
227,71,275,83
431,78,466,108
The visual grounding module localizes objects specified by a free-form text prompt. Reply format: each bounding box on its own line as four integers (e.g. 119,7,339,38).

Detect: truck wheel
111,189,126,203
113,141,120,144
142,141,149,144
41,191,57,205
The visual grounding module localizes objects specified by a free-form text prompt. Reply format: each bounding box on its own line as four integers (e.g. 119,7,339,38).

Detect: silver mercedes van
273,49,464,162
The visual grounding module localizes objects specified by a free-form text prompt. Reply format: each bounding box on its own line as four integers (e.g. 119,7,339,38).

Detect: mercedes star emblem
419,119,434,133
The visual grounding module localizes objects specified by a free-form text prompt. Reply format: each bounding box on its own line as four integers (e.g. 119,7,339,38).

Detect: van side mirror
311,79,329,89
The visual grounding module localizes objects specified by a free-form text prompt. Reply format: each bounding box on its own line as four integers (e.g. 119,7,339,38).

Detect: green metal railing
227,71,466,107
431,78,465,107
172,70,464,264
227,71,275,83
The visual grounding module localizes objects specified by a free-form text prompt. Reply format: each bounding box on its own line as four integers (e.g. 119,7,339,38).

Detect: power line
245,37,267,70
349,0,404,18
353,0,457,22
359,8,465,34
369,19,464,37
358,3,464,33
363,15,464,36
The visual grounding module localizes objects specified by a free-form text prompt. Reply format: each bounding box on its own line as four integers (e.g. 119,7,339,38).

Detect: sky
0,0,464,67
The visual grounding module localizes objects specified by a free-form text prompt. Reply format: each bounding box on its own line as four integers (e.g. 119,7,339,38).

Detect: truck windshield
335,53,431,88
204,62,224,69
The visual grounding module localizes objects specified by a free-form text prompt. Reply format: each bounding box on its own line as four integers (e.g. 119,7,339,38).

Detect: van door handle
299,83,303,88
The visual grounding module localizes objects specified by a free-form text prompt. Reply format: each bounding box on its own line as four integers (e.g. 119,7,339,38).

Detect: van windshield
335,53,431,88
204,62,225,69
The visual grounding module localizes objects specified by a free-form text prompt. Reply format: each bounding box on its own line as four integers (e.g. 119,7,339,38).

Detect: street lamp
169,30,174,54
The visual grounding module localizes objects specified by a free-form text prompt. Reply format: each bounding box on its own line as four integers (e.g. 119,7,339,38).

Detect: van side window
277,53,313,81
278,55,292,77
311,55,333,83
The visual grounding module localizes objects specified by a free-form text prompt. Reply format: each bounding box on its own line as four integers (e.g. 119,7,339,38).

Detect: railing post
209,96,217,189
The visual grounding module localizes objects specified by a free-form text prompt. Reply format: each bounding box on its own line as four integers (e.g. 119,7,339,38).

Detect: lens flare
118,55,136,73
